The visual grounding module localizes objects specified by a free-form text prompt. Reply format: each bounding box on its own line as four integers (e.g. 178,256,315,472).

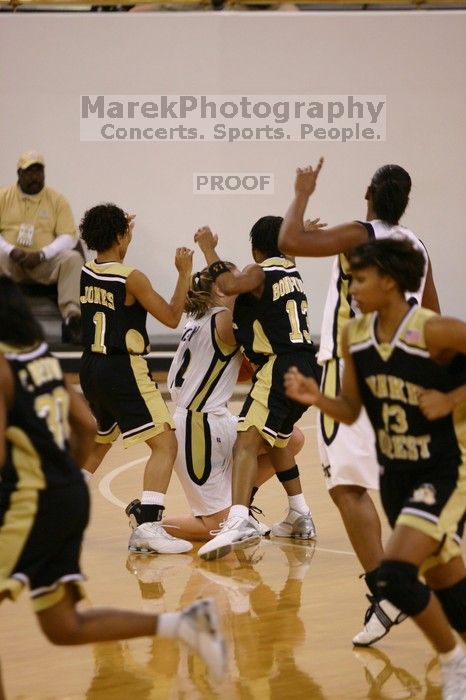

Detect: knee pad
435,577,466,632
276,465,300,483
376,560,431,617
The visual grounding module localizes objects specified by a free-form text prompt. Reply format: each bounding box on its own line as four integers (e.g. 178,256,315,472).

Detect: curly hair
348,237,425,293
185,263,235,319
79,203,128,252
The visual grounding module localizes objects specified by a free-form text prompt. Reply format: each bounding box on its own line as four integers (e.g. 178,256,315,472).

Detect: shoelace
249,504,266,524
363,594,393,630
143,522,183,539
209,516,244,537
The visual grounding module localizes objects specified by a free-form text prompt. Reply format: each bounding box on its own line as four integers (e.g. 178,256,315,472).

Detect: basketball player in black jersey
0,277,227,699
194,216,320,561
285,238,466,700
79,204,194,555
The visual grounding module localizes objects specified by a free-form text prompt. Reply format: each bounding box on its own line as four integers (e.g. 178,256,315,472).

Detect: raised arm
126,247,193,328
194,226,264,296
278,160,369,257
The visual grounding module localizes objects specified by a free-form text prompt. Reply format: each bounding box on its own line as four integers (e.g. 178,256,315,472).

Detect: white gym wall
1,12,464,336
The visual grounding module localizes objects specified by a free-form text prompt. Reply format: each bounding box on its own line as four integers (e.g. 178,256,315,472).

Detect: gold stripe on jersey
252,320,273,356
332,253,353,358
319,358,340,445
123,355,174,446
32,580,86,613
398,483,466,572
346,313,372,348
187,356,233,412
0,488,39,601
95,423,120,444
185,411,212,485
84,260,134,278
398,400,466,569
250,356,275,408
6,427,46,490
186,323,237,412
212,325,237,359
238,357,290,447
0,341,43,356
453,401,466,464
261,256,296,270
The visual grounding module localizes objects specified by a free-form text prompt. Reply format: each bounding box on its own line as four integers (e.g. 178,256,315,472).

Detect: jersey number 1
92,311,107,353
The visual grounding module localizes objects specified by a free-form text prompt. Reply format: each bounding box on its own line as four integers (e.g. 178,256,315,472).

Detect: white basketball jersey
168,307,241,414
317,220,428,364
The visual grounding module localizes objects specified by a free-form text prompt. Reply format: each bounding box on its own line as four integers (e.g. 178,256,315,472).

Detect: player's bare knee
329,484,366,508
376,560,430,616
39,614,81,645
289,427,305,455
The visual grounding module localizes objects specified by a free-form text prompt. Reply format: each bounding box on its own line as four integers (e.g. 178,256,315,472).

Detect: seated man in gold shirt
0,150,82,344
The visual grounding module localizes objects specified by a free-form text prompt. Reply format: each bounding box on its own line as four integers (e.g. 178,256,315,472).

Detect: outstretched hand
284,367,320,406
194,226,218,252
175,247,194,275
295,158,324,197
304,217,327,233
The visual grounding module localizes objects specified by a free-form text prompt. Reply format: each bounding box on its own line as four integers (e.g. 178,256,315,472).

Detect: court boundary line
97,457,355,557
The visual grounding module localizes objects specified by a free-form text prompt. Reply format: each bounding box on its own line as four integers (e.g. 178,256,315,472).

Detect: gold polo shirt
0,184,76,252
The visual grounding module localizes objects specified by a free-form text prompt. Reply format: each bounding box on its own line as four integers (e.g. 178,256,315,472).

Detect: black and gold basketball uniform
79,260,174,447
233,256,319,446
167,307,241,515
347,306,466,568
0,341,89,611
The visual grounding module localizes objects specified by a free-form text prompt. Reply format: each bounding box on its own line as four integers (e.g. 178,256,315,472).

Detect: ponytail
371,165,411,225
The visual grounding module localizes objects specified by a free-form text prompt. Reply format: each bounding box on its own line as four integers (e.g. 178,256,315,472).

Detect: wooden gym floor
1,395,461,700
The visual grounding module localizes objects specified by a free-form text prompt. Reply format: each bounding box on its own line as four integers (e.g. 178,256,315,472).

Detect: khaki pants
0,249,82,319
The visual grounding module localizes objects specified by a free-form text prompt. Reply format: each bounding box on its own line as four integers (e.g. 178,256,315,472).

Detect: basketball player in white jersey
160,264,306,540
278,159,440,646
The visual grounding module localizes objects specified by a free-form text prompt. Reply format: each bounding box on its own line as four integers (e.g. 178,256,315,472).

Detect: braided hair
370,165,411,226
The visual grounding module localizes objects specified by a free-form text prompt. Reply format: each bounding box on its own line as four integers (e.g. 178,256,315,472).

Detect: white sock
142,491,165,506
157,611,181,638
288,494,309,515
439,644,465,666
81,469,92,484
229,504,249,520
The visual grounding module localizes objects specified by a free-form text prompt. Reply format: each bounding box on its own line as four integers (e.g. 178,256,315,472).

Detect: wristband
208,260,230,281
39,250,46,262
